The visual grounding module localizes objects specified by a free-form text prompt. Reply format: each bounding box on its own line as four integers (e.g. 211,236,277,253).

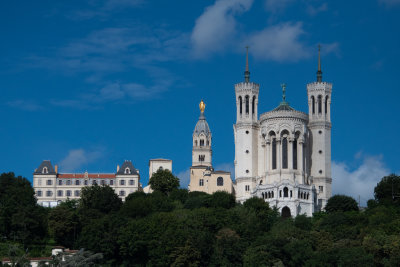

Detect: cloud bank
59,148,104,172
332,154,390,206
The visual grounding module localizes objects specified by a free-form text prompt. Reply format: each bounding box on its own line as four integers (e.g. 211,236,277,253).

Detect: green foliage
374,174,400,205
148,169,180,195
79,185,122,215
325,194,359,213
3,172,400,266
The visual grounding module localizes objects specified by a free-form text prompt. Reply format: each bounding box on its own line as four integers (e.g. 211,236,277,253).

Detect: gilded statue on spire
199,100,206,113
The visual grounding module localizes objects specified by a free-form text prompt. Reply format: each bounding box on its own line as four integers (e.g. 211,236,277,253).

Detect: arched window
271,191,274,198
301,192,303,199
284,187,289,197
245,95,249,114
42,167,48,174
318,95,322,114
239,96,242,114
293,138,297,170
325,96,329,114
200,139,204,146
279,190,282,197
271,132,277,170
282,137,288,169
217,177,223,186
311,96,315,114
252,96,256,115
262,192,265,199
125,168,130,174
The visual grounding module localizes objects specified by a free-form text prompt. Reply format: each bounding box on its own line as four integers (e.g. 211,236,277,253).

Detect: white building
234,47,332,216
143,158,173,193
33,160,140,206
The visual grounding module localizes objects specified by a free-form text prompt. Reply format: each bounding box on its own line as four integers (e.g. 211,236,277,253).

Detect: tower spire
244,46,250,83
317,44,322,82
281,83,286,102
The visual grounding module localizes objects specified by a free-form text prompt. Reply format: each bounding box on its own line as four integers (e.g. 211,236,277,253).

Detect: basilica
188,47,332,217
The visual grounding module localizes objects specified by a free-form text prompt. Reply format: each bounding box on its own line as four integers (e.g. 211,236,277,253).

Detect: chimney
55,165,58,173
117,165,120,172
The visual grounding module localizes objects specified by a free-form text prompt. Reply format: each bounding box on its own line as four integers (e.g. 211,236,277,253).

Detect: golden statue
199,100,206,113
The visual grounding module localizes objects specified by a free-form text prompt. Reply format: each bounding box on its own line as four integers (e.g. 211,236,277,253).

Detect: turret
192,100,212,166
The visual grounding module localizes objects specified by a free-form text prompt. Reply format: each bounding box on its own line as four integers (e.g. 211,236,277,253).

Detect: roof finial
317,44,322,82
199,99,206,113
281,83,287,102
244,46,250,83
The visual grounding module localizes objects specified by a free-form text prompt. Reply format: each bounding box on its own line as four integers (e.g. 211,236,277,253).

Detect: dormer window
42,167,48,174
125,167,130,174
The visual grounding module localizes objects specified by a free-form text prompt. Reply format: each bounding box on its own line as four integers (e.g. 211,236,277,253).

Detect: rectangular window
57,190,63,197
120,180,125,186
46,191,52,197
101,180,105,185
129,180,134,186
66,180,71,185
319,186,323,193
119,191,125,196
199,179,204,186
110,180,114,185
245,185,250,191
58,180,62,185
37,191,42,197
66,190,71,197
74,190,80,197
47,180,52,186
75,180,80,186
92,180,97,185
84,180,88,185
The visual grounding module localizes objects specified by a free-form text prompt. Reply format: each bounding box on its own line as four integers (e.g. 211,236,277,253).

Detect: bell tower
307,45,332,210
192,100,212,167
234,47,260,202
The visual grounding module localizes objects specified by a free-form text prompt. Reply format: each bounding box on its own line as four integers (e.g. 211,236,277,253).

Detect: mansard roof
117,160,139,175
34,160,56,175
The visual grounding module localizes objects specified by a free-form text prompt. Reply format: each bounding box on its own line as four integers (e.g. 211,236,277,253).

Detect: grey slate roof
34,160,56,174
117,160,139,175
272,101,295,112
194,112,211,137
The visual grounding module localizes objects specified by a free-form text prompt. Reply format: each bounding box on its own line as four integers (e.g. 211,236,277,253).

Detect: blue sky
0,0,399,204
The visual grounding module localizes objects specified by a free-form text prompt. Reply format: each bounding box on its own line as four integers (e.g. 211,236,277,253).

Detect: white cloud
264,0,294,13
7,100,43,111
191,0,253,58
59,148,104,172
379,0,400,6
306,3,328,16
177,169,191,188
332,154,390,206
246,22,310,62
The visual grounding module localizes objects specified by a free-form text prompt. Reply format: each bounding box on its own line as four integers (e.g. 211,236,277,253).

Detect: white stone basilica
234,47,332,217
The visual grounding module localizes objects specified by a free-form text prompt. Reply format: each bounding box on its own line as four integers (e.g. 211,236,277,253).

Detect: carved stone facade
234,49,332,216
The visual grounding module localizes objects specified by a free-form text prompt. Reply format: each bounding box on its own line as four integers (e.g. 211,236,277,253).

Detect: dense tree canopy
148,169,179,194
1,172,400,266
325,194,359,213
374,174,400,205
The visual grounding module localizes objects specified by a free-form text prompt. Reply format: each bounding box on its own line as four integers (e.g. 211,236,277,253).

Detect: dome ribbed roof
272,101,295,111
194,113,211,137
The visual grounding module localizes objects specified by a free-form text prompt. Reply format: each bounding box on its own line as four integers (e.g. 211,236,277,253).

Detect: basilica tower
307,46,332,210
234,48,260,202
192,100,212,167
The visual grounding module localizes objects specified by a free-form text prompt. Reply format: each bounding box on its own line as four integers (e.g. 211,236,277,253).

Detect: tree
0,172,47,245
374,174,400,205
325,194,359,213
79,185,122,215
148,169,179,195
208,191,236,209
48,200,80,248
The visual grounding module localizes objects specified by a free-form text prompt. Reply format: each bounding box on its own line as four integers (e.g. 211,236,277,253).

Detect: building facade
188,100,234,194
33,160,140,206
143,158,173,193
234,47,332,216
